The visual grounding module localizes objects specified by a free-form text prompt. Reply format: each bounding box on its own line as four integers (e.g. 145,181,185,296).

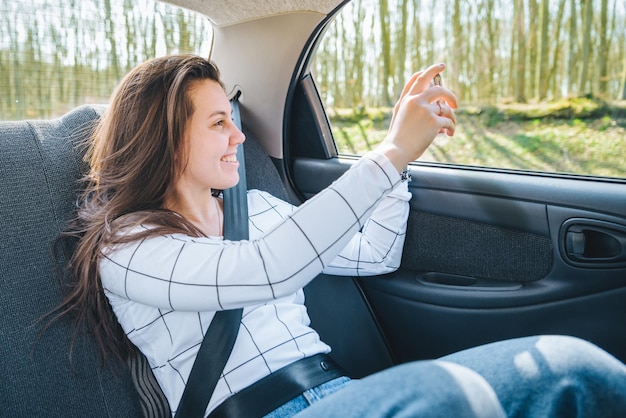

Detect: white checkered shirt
101,152,411,416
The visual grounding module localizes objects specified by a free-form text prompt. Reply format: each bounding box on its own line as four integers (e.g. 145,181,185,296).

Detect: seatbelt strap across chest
174,91,247,418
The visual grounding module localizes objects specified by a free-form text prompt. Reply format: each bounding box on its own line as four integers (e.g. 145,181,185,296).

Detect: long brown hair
48,55,225,364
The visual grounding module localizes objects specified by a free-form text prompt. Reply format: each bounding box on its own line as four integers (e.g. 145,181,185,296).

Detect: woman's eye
214,120,224,127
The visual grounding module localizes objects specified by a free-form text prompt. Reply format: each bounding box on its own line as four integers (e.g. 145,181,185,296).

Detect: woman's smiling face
174,79,246,194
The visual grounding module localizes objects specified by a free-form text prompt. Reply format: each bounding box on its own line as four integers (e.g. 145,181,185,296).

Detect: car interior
1,0,625,416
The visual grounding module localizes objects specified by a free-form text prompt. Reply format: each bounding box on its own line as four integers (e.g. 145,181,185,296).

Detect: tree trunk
104,0,121,81
598,0,609,97
515,0,527,103
485,0,498,98
351,2,365,105
537,0,550,100
410,0,422,74
578,0,593,94
547,0,567,99
394,0,408,98
527,0,539,99
566,0,578,95
378,0,392,106
452,0,464,100
621,59,626,100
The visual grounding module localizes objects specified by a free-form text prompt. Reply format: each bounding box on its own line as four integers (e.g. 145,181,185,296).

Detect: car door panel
360,281,626,363
292,155,626,366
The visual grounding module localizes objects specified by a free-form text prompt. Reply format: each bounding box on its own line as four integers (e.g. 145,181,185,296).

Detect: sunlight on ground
331,110,626,178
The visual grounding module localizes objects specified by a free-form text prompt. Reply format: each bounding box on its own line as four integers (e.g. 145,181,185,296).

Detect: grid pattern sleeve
100,151,401,312
323,180,410,276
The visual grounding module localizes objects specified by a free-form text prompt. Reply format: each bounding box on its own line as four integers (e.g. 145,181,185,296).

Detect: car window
0,0,212,121
312,0,626,179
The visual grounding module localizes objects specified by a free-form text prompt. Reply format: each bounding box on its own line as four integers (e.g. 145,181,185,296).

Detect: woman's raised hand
376,63,458,172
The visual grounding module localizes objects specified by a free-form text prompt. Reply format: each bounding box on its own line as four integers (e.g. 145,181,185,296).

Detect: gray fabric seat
0,105,142,416
0,103,291,417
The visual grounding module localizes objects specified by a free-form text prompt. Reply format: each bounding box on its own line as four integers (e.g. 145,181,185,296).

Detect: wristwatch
400,167,411,182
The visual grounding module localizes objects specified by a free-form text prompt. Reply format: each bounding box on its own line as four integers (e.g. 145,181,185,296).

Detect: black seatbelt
174,92,247,418
223,90,249,240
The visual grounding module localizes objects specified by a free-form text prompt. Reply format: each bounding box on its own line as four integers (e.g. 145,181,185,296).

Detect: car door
285,0,626,376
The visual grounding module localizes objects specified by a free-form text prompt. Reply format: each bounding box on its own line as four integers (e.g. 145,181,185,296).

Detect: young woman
55,55,626,417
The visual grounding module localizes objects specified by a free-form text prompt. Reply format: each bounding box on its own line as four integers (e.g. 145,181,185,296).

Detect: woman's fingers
378,62,460,170
393,63,457,113
406,63,446,97
433,99,457,122
389,64,438,129
432,100,456,136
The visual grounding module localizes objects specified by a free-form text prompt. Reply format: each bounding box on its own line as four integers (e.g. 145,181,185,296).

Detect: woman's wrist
374,143,413,173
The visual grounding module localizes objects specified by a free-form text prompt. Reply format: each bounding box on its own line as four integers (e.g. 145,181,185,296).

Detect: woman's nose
231,125,246,145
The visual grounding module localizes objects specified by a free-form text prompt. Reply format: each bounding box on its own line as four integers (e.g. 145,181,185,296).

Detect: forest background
1,0,625,177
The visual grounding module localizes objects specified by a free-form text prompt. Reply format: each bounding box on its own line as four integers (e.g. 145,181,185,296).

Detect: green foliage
330,100,626,178
0,0,211,121
458,97,625,123
315,0,626,109
330,106,392,125
498,97,612,120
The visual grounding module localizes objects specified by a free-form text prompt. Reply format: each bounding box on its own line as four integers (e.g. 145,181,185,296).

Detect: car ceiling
160,0,346,159
163,0,342,27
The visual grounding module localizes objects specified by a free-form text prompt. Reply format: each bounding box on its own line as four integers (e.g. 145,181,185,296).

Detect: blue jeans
266,336,626,417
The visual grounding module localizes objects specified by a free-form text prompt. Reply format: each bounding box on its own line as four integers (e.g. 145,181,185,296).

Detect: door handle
561,218,626,267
